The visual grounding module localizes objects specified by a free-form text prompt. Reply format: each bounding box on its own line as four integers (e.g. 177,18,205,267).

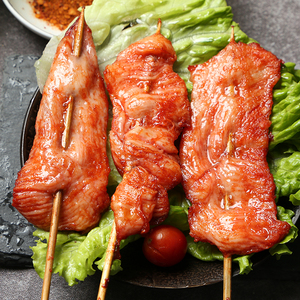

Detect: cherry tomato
142,225,187,267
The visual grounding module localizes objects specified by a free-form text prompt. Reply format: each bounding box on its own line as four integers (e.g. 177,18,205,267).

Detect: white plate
3,0,63,39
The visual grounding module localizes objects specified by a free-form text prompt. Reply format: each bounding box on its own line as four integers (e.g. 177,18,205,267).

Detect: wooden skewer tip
73,7,85,57
156,19,162,34
230,25,235,42
61,95,74,149
41,191,63,300
223,256,232,300
97,221,117,300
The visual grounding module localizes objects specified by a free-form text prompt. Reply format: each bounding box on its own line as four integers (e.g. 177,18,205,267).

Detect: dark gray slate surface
0,55,39,266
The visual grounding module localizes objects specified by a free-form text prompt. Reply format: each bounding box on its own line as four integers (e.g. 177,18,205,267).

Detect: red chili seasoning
29,0,93,30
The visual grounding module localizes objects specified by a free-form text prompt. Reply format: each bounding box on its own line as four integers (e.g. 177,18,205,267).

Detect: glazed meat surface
13,19,110,232
104,24,190,241
180,38,290,257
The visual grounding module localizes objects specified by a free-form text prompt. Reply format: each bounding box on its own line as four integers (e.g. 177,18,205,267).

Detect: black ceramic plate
20,88,300,289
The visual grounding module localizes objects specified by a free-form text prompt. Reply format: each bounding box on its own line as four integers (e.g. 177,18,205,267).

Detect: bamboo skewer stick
73,8,85,57
41,99,75,300
41,98,74,300
223,255,232,300
223,191,232,300
97,222,117,300
40,9,85,300
41,190,63,300
223,133,234,300
62,96,74,149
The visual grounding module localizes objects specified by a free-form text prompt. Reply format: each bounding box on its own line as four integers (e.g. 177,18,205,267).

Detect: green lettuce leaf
268,63,300,205
269,206,298,258
31,210,139,286
162,186,190,231
270,63,300,150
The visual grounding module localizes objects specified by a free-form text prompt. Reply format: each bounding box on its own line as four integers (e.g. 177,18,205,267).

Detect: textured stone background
1,0,300,299
230,0,300,67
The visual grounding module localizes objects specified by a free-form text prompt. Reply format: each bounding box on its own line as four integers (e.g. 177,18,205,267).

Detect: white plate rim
3,0,62,39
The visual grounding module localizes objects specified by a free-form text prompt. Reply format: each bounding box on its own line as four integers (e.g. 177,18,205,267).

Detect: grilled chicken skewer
105,19,190,244
13,8,110,299
180,30,291,299
97,20,190,299
13,10,110,233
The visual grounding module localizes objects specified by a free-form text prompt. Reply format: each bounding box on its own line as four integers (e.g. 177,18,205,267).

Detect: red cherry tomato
142,225,187,267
